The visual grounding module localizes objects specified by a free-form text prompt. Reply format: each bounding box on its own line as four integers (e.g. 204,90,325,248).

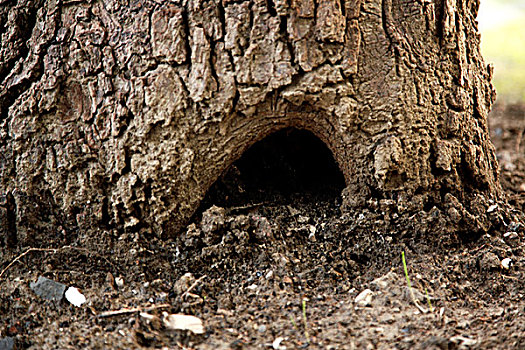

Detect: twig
0,248,57,280
186,299,204,307
0,245,118,281
226,201,273,213
182,275,207,300
98,304,171,318
500,274,518,280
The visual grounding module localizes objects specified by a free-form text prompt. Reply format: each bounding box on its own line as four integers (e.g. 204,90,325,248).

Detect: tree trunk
0,0,501,244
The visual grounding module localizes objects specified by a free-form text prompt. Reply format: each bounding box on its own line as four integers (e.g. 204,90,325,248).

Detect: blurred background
478,0,525,104
479,0,525,207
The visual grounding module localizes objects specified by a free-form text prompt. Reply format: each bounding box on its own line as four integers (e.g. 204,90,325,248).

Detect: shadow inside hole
201,128,346,208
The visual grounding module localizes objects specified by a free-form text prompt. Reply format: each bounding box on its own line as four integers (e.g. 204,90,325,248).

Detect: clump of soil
1,104,525,349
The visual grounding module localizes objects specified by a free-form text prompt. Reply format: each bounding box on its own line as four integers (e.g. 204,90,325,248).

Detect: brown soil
1,104,525,349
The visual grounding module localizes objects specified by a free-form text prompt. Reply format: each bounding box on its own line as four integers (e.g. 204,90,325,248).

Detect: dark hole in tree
200,128,346,208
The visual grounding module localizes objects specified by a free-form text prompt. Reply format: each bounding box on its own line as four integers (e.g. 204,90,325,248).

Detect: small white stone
298,215,309,224
140,312,156,322
355,289,374,307
272,337,286,350
439,307,445,318
124,216,140,228
450,335,477,347
162,312,204,334
65,287,86,307
308,225,316,240
501,258,512,270
504,231,519,241
487,204,498,213
115,277,124,288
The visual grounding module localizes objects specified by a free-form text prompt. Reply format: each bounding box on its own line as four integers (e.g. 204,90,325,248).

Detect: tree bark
0,0,501,243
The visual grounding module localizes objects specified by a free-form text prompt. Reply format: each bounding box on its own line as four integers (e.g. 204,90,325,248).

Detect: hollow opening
200,128,346,208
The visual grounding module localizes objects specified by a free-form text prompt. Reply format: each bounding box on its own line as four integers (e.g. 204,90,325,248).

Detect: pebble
30,276,67,302
0,337,14,350
297,215,310,224
162,312,205,334
501,258,512,270
272,337,286,350
115,277,124,288
258,324,267,333
487,204,498,213
355,289,374,307
450,335,477,347
173,273,195,295
503,231,519,242
65,287,87,307
308,225,316,241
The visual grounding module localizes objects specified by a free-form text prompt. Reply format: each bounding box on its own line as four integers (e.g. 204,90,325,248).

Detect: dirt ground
2,103,525,349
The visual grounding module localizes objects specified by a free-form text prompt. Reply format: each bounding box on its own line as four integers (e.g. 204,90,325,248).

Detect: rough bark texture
0,0,501,243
